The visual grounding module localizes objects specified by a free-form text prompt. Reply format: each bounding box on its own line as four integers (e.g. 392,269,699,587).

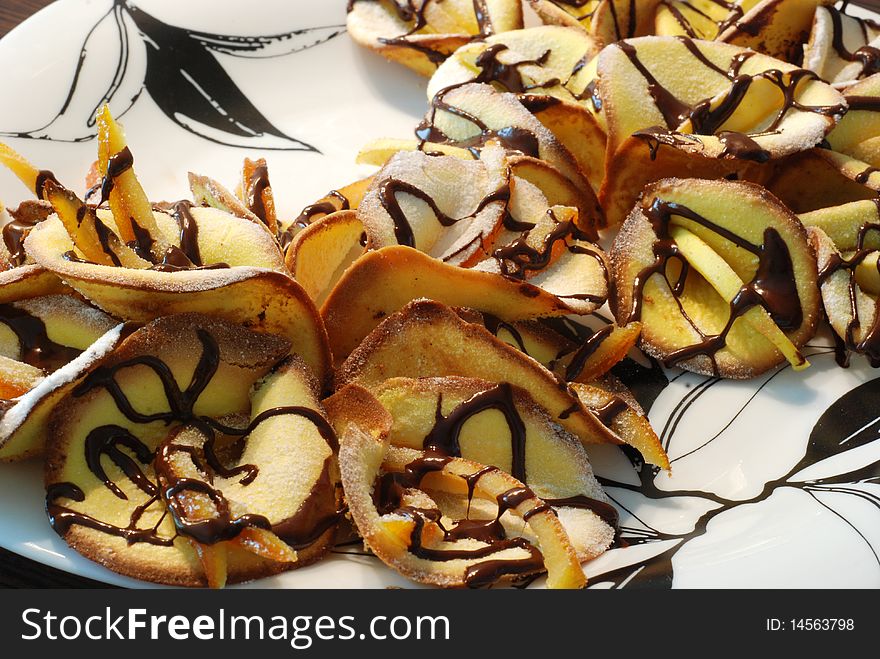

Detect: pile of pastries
0,0,877,588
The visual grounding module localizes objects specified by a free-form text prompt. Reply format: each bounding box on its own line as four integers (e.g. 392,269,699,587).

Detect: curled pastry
0,135,332,383
418,82,596,196
596,36,846,225
333,387,587,589
320,145,609,357
611,178,820,379
0,270,121,460
529,0,663,45
803,4,880,86
347,0,524,76
427,26,607,187
336,299,668,467
657,0,823,62
45,314,340,587
354,375,618,560
804,200,880,366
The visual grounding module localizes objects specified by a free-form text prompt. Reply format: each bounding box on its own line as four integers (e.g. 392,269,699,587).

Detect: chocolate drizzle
169,200,201,266
285,190,351,247
2,202,53,267
717,131,770,162
377,175,511,252
368,374,624,585
98,147,135,206
817,210,880,367
424,383,527,482
0,303,82,373
626,198,804,374
47,482,173,547
563,324,615,381
416,75,543,158
364,0,497,65
378,455,546,587
469,44,557,94
245,163,271,226
33,170,59,199
58,329,341,547
85,425,157,500
618,38,843,157
828,6,880,79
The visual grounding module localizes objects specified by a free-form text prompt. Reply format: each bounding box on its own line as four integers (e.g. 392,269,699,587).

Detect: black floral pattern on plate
0,0,345,150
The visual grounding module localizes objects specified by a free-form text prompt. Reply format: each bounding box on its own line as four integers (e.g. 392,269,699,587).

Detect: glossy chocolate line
204,404,338,451
98,146,134,206
272,456,343,550
618,41,692,128
633,126,703,161
828,6,880,78
717,131,770,162
129,219,155,260
471,44,552,94
423,383,528,482
34,170,59,199
416,75,543,158
564,324,614,381
287,190,351,246
480,313,528,354
92,216,123,267
0,303,82,373
378,175,511,250
161,475,273,545
472,0,494,36
3,202,50,263
73,329,341,548
246,163,271,226
47,482,174,546
818,214,880,366
171,200,201,266
846,95,880,112
592,396,630,427
85,424,157,500
627,199,803,374
621,39,841,149
378,178,451,247
493,215,584,280
856,166,880,184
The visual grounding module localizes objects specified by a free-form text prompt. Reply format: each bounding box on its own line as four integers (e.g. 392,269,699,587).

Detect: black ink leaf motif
1,0,344,150
591,358,880,588
791,376,880,475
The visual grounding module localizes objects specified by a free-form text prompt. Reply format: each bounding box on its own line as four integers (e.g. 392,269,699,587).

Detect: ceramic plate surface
0,0,877,589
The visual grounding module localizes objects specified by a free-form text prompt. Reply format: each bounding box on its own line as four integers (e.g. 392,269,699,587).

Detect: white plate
0,0,878,589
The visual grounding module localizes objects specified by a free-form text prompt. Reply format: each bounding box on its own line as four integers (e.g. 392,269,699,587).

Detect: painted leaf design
190,24,346,58
1,1,339,150
790,376,880,479
588,543,678,589
127,4,317,151
0,1,144,142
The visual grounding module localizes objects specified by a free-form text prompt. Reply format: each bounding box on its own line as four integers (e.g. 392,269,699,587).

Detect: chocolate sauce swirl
64,329,341,547
828,6,880,80
625,198,804,374
245,162,271,226
98,146,135,206
424,383,528,482
2,202,52,268
817,211,880,367
618,39,844,160
47,482,174,547
0,303,82,373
